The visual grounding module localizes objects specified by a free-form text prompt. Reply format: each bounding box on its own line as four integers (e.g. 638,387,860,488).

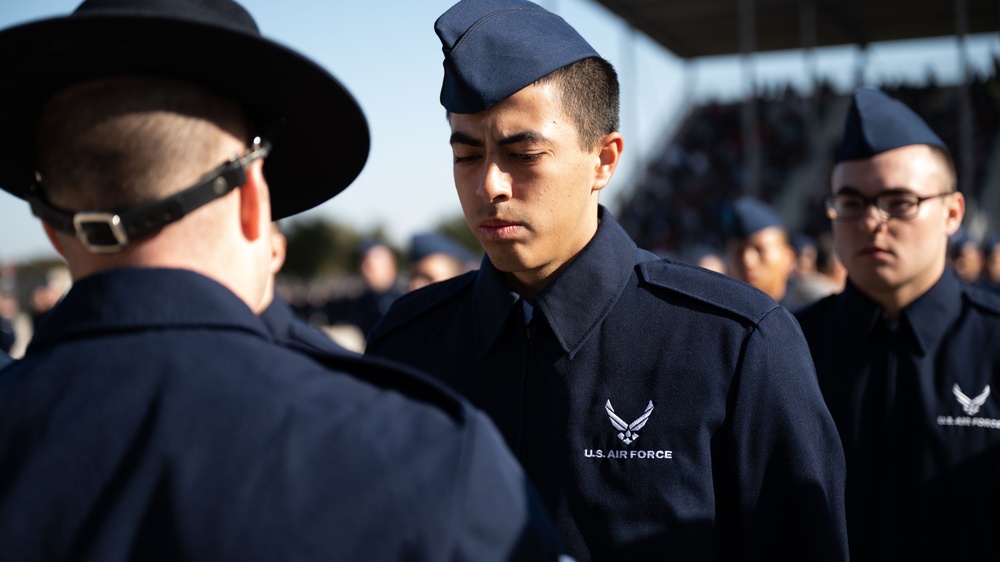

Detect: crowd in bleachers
617,58,1000,266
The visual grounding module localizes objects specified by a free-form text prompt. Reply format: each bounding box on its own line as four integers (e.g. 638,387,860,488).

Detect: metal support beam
739,0,761,197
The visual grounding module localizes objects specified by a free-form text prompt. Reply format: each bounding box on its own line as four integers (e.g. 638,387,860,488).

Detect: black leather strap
28,141,269,253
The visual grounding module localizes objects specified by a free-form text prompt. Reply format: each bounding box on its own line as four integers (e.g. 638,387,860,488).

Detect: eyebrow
834,186,918,196
449,130,550,148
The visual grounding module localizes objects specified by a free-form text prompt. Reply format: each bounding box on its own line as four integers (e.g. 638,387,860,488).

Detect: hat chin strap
28,140,269,254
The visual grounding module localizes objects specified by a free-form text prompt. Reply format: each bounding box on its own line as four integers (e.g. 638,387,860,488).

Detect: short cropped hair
36,76,250,210
930,146,958,193
537,56,620,151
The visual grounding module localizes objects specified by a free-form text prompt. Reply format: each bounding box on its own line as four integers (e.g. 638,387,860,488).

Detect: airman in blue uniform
722,195,799,308
795,87,1000,560
366,1,848,559
406,231,477,291
0,1,563,560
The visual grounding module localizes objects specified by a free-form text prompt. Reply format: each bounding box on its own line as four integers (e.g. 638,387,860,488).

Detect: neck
856,268,945,323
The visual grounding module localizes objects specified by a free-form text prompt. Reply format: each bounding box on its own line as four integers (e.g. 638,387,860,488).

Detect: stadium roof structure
591,0,998,59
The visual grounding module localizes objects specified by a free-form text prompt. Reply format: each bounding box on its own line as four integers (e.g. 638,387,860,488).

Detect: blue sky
0,0,996,263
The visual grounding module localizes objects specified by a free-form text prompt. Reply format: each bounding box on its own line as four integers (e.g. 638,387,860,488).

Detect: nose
476,162,512,203
738,247,759,272
860,202,889,230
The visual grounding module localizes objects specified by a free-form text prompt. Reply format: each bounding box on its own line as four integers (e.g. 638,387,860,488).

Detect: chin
852,267,898,292
483,246,531,274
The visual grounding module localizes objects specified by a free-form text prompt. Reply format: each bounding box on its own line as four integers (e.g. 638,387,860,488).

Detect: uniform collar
473,206,638,358
898,270,963,354
259,292,296,337
841,269,962,355
29,268,271,350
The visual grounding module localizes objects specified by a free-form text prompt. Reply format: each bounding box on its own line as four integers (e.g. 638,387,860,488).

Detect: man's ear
593,132,623,193
944,191,966,237
239,159,270,242
41,222,68,259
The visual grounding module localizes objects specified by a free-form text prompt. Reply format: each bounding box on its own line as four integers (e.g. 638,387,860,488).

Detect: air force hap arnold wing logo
953,384,990,416
583,399,673,460
606,400,653,444
938,383,1000,430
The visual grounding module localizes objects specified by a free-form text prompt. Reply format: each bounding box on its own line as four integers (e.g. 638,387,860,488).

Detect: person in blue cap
723,195,798,307
948,231,984,285
978,232,1000,293
323,239,403,339
795,86,1000,561
367,0,848,559
0,0,565,560
407,231,477,291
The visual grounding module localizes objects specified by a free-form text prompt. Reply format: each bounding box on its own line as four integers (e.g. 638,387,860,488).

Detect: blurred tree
282,219,361,280
281,218,402,281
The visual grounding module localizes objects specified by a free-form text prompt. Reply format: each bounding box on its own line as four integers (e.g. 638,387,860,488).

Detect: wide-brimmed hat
0,0,369,220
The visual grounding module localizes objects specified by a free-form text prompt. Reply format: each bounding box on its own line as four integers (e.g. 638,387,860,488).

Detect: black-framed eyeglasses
824,191,952,222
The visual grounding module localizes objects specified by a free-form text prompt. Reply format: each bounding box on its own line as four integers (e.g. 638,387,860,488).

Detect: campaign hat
835,87,948,164
435,0,600,114
0,0,369,220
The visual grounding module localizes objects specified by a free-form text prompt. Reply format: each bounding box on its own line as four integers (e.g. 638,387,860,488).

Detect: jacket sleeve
717,305,848,562
441,409,567,561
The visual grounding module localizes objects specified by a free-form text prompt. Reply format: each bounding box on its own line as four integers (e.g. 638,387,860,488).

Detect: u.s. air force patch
938,383,1000,430
584,399,673,460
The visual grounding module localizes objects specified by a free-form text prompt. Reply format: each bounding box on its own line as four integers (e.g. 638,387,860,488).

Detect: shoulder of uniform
309,349,471,422
637,258,781,324
964,283,1000,316
368,271,476,343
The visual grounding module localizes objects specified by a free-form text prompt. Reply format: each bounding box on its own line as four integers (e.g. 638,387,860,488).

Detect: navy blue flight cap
725,195,785,238
835,87,949,163
435,0,600,114
409,232,475,264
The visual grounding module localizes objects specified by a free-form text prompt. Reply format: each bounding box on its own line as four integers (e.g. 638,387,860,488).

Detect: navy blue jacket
0,268,562,561
0,316,14,354
260,291,356,357
0,349,11,369
368,207,848,561
796,271,1000,561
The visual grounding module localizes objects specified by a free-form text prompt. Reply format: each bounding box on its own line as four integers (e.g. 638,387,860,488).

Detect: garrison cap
835,87,949,163
791,233,817,254
724,195,785,238
409,232,475,264
435,0,600,113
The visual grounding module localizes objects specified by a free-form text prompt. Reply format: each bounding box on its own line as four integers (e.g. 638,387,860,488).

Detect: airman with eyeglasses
795,87,1000,561
826,142,961,315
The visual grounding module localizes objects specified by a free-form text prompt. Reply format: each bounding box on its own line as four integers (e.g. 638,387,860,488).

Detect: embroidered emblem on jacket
953,384,990,416
606,400,653,445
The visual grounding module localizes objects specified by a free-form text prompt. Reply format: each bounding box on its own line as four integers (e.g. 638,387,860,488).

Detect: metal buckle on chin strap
72,212,129,254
